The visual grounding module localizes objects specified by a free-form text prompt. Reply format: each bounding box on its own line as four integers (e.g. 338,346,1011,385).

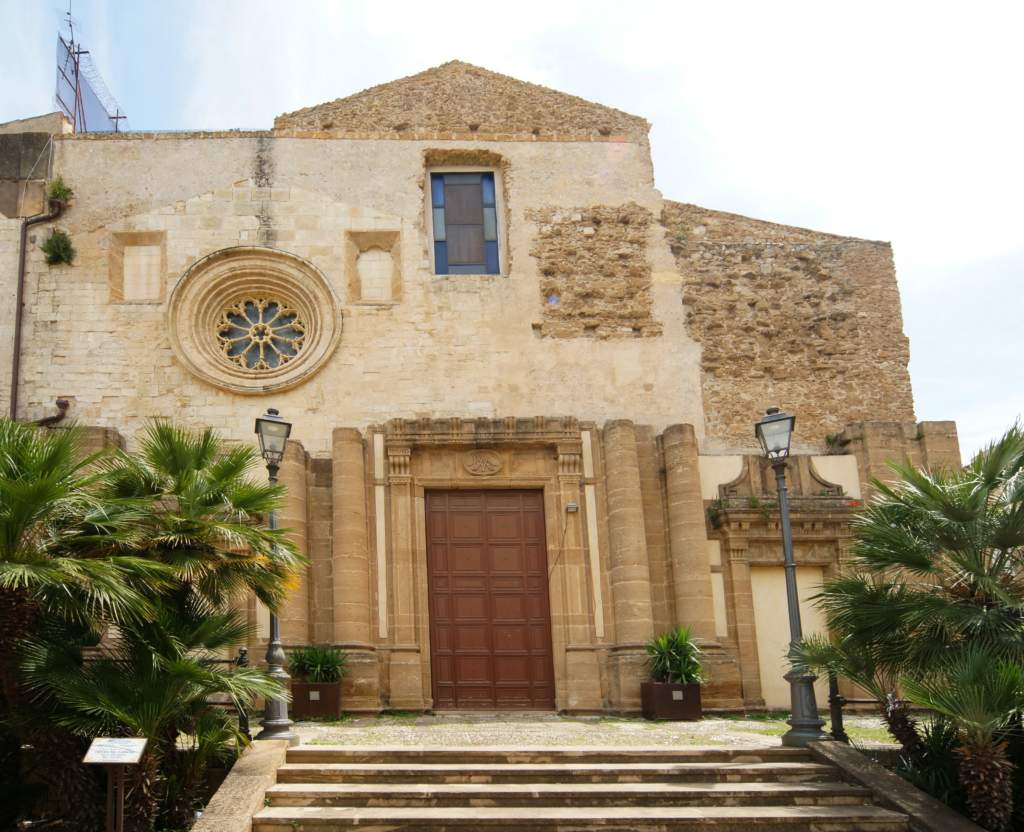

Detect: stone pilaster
602,419,655,711
556,442,603,711
385,444,425,709
662,424,717,641
918,421,962,471
306,458,334,644
331,427,379,711
277,440,309,645
636,426,673,635
725,544,764,707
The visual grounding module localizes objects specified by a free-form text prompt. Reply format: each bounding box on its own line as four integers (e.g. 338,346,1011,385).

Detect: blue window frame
431,172,499,275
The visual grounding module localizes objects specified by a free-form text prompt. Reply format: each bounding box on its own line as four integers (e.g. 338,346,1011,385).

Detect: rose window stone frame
167,247,342,394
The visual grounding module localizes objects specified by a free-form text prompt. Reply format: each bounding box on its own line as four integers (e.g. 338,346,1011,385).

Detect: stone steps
253,804,909,831
266,780,873,807
253,746,909,832
284,746,811,765
275,760,840,784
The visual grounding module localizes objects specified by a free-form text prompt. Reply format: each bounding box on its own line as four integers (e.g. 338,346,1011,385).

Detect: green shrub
288,645,347,683
893,717,967,815
40,229,74,265
645,626,704,685
46,175,73,203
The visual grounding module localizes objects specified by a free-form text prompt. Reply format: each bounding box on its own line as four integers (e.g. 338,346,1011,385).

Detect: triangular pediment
274,61,648,141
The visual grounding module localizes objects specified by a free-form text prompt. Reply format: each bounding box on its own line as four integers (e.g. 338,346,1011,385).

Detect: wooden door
426,490,556,710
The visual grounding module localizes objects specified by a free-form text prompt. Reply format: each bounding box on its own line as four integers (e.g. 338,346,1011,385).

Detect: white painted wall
750,566,828,710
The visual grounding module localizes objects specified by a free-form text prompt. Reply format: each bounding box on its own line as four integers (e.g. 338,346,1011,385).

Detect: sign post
83,738,148,832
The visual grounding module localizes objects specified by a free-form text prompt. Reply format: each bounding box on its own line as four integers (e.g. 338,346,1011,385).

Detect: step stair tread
287,746,810,760
253,804,908,823
278,761,835,774
268,780,868,796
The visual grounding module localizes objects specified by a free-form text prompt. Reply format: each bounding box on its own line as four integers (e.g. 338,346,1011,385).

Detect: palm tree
98,421,303,612
793,424,1024,827
902,651,1024,831
0,419,168,637
20,600,283,830
0,419,171,719
0,419,304,829
807,425,1024,675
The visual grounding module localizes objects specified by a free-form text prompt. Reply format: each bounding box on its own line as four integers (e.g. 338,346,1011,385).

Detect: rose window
216,298,306,371
168,247,341,393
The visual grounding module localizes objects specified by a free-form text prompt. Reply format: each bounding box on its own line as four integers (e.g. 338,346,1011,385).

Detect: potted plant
288,646,348,719
641,626,705,720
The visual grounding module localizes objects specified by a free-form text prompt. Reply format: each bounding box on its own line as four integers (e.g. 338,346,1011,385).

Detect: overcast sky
2,0,1021,462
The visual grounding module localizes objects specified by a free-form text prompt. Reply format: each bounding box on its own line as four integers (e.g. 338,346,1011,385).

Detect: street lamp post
254,408,298,746
755,407,827,748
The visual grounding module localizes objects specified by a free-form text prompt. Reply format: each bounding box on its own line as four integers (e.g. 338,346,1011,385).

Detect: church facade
0,62,959,712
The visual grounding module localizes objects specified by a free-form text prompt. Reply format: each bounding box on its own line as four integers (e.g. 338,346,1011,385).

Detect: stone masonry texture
527,202,662,339
661,201,915,445
274,61,650,142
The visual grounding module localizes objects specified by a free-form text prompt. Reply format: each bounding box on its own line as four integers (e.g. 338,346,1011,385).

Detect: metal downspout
10,198,64,420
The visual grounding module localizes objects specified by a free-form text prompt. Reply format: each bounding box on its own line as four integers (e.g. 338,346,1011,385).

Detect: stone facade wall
527,202,662,338
661,201,915,447
0,131,51,218
274,61,650,143
17,133,702,453
0,112,71,136
1,63,956,714
0,219,21,414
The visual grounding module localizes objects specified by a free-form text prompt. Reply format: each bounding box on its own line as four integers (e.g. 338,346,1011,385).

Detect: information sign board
83,737,148,765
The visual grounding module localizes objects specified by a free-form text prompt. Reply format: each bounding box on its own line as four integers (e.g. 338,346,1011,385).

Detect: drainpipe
10,198,64,420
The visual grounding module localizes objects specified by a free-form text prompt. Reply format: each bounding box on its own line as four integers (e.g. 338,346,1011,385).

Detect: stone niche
109,231,167,303
346,230,401,303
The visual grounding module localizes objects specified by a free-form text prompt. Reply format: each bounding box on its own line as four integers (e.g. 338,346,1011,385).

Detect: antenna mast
55,3,128,133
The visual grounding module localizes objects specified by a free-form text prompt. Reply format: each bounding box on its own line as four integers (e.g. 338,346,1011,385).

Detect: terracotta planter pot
290,680,342,719
641,681,702,721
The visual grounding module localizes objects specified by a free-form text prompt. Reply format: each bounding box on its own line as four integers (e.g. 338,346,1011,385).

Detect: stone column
557,443,603,711
603,420,655,710
662,424,717,641
276,440,309,645
725,544,764,707
331,427,379,711
386,444,425,709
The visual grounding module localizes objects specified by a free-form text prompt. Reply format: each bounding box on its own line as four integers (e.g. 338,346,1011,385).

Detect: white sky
1,0,1021,461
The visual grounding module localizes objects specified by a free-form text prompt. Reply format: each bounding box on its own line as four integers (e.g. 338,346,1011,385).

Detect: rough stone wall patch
661,201,915,443
528,202,661,339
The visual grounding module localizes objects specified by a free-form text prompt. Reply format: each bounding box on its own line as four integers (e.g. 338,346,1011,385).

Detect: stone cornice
379,416,581,447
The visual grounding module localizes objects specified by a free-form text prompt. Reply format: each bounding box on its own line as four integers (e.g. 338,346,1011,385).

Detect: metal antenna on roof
55,2,128,133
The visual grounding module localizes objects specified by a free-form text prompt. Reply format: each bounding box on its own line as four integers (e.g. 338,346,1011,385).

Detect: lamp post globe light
755,407,828,747
254,408,299,746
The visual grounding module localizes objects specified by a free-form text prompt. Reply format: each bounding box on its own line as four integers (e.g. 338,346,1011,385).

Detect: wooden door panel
426,490,555,710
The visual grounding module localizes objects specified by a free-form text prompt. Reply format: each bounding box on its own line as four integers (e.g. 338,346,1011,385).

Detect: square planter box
290,680,342,719
641,681,702,721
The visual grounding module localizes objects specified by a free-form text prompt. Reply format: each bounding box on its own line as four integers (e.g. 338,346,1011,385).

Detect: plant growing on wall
824,433,850,455
707,498,723,529
40,229,74,266
46,175,73,204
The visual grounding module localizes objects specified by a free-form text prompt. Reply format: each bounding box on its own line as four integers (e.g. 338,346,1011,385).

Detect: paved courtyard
294,712,895,749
